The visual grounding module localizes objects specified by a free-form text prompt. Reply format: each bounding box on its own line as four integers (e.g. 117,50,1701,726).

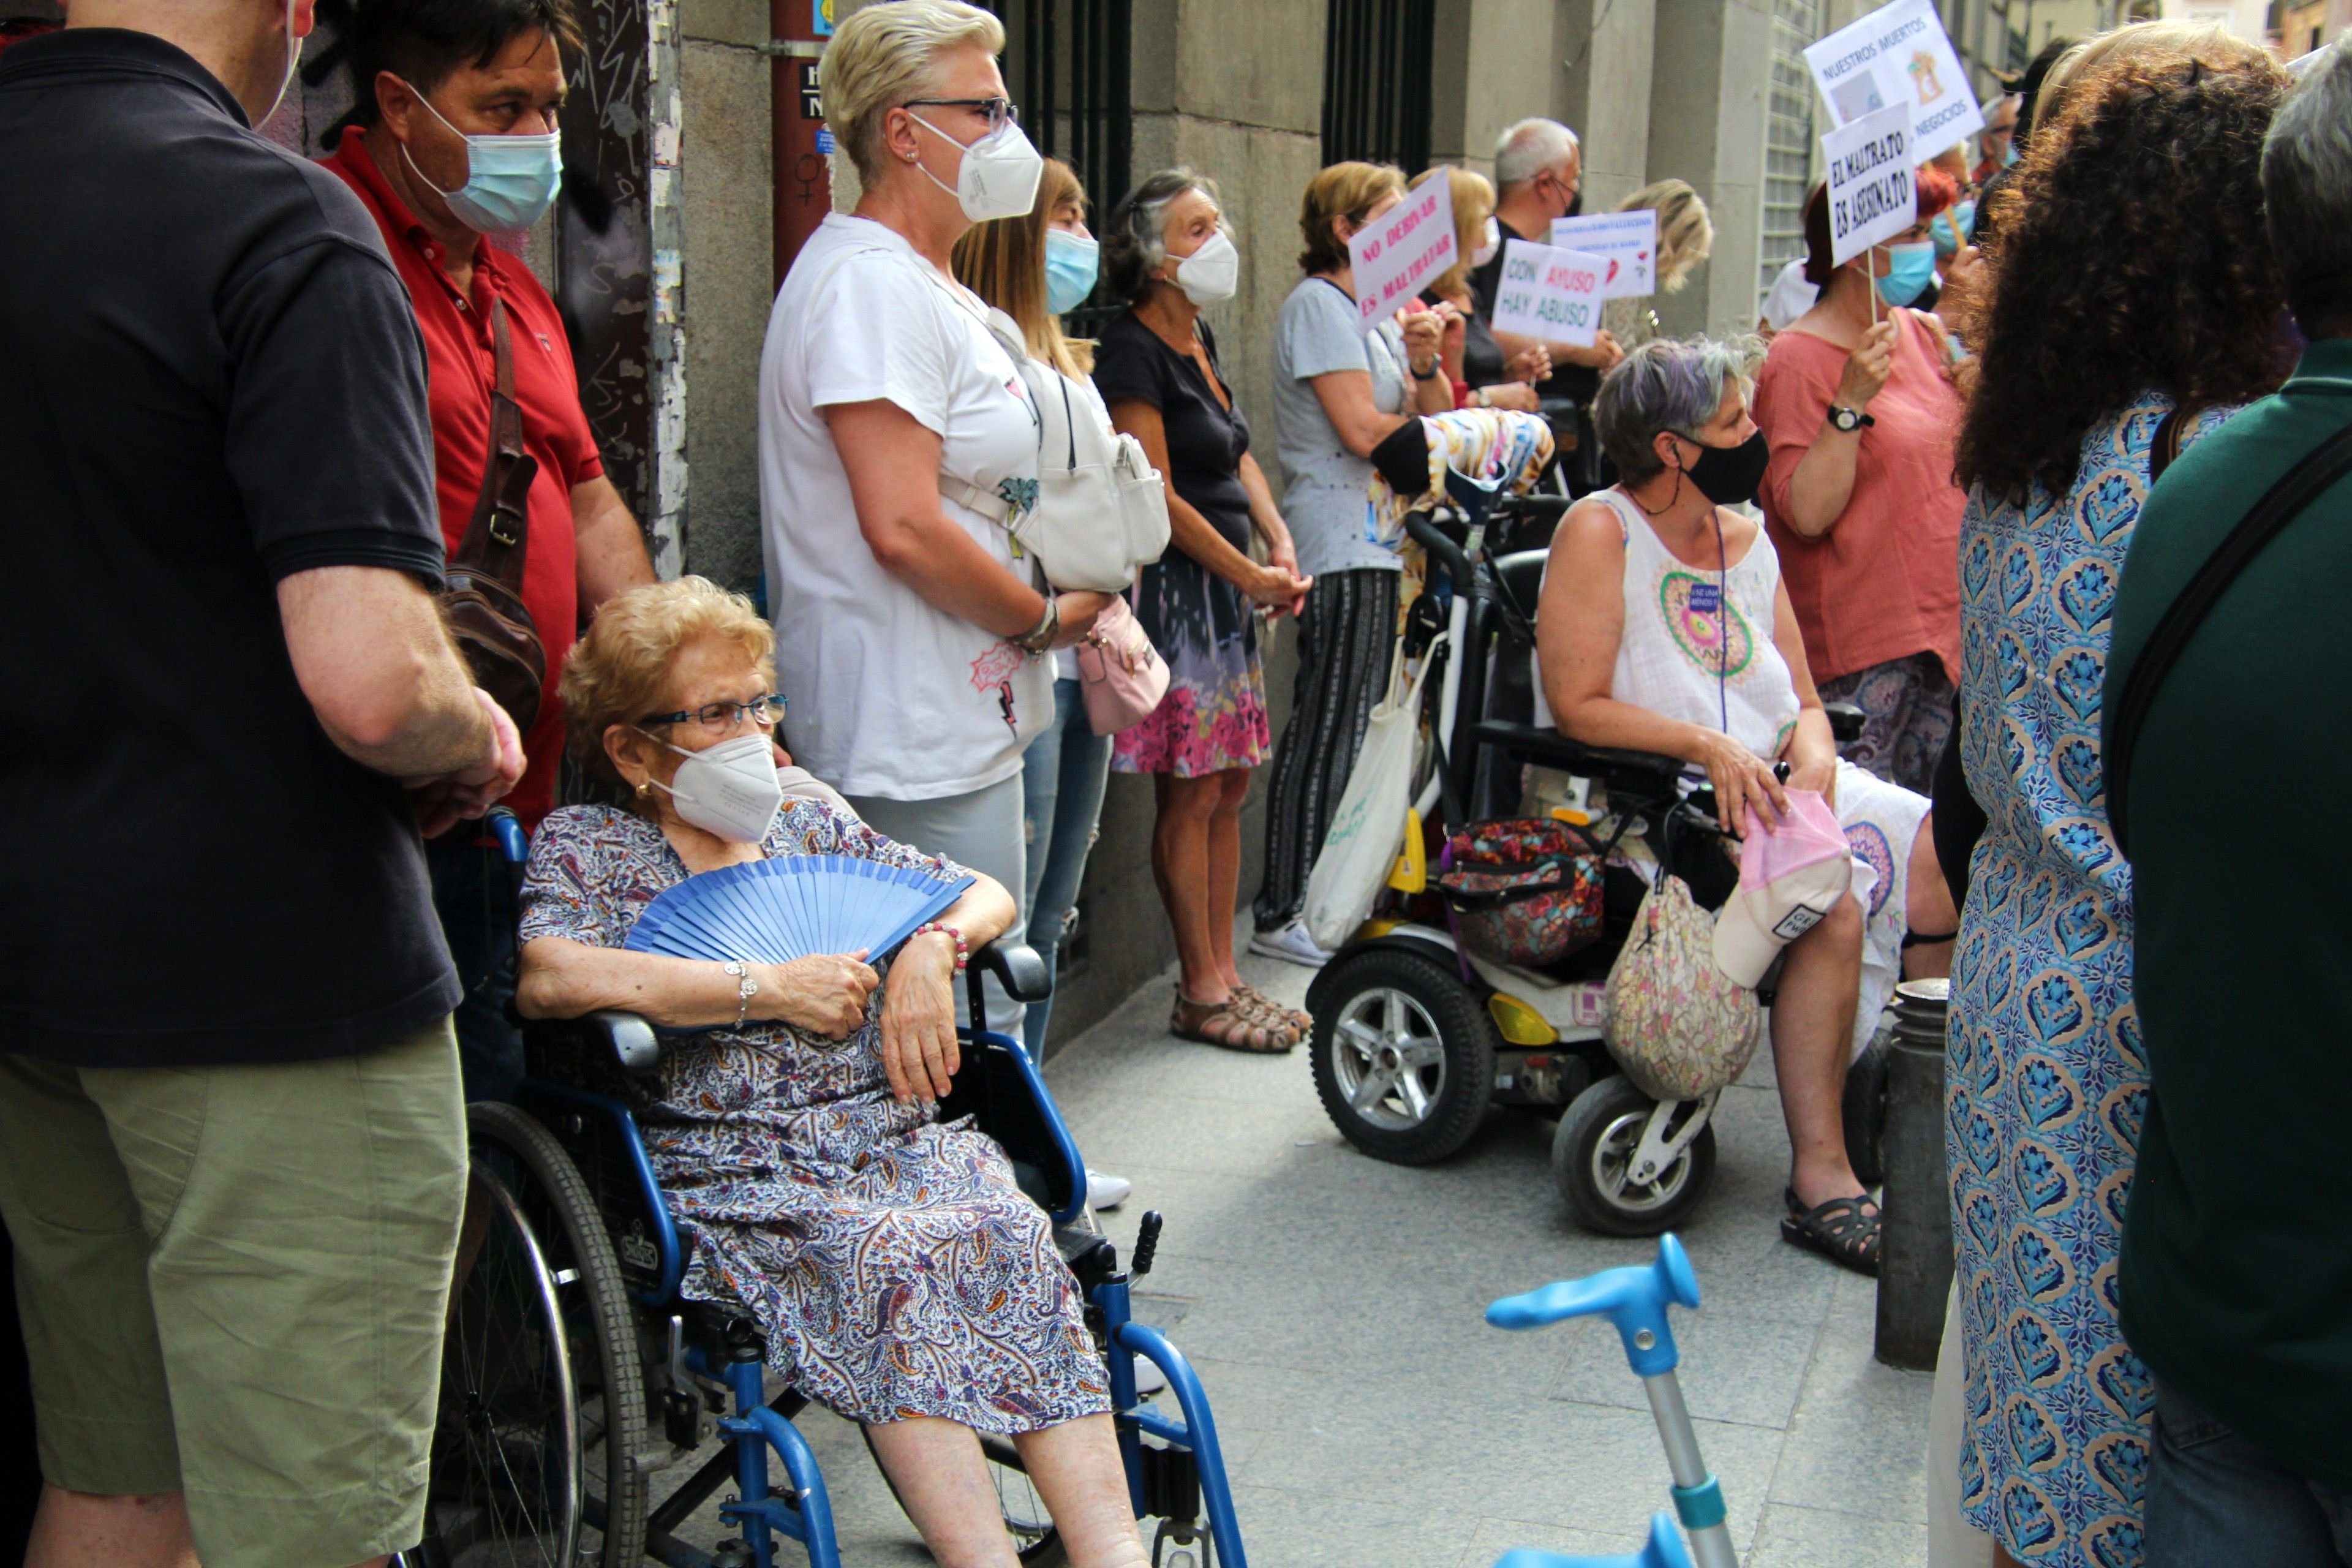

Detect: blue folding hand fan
623,856,975,966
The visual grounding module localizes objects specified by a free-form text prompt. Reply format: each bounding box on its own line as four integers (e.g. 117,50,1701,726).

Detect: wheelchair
1307,486,1864,1237
404,934,1246,1568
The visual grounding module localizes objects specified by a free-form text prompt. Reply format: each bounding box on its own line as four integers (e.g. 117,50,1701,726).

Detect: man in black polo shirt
1471,117,1627,413
0,3,522,1566
2104,45,2352,1564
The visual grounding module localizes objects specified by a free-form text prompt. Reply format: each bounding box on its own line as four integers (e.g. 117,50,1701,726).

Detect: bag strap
449,297,535,588
2109,417,2352,850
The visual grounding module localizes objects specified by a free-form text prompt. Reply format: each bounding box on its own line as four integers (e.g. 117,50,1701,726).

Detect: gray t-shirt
1272,276,1409,579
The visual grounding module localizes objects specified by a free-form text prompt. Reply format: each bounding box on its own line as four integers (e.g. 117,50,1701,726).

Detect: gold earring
636,780,655,800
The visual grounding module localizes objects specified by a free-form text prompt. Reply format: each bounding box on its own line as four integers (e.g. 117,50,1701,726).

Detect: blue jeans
427,837,523,1104
1020,678,1114,1054
2147,1379,2352,1566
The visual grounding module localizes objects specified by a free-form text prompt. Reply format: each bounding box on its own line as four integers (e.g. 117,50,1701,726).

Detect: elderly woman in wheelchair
513,577,1150,1568
1532,337,1956,1276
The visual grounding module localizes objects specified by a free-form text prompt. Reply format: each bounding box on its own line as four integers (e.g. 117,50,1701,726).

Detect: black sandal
1781,1186,1881,1276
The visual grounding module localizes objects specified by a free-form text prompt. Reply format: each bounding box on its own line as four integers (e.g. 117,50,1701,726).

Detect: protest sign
1550,209,1658,300
1822,103,1917,267
1804,0,1984,162
1488,238,1605,349
1348,178,1456,336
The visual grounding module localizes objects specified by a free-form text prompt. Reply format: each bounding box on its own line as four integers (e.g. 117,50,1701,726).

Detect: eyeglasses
638,694,788,732
903,97,1019,135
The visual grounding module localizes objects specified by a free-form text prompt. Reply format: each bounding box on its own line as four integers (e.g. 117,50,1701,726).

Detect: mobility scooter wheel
1552,1076,1717,1237
1311,948,1496,1164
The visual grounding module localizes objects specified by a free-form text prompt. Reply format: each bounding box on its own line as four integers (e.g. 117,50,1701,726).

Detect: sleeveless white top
1556,488,1803,760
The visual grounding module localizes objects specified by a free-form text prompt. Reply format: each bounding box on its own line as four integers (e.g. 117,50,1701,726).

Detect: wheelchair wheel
858,1426,1065,1562
413,1158,581,1567
1551,1075,1716,1237
465,1102,651,1568
1310,948,1494,1164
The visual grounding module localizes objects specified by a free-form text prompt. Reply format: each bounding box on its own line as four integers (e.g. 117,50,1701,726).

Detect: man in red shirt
327,0,654,1098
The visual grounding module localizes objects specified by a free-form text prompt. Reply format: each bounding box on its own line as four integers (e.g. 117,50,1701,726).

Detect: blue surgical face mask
1044,228,1099,315
1930,198,1977,257
401,83,564,233
2001,136,2020,168
1874,241,1937,307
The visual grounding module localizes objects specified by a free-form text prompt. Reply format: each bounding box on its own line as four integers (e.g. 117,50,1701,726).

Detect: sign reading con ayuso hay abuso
1489,238,1606,348
1348,178,1457,336
1822,103,1918,266
1549,209,1658,300
1803,0,1984,163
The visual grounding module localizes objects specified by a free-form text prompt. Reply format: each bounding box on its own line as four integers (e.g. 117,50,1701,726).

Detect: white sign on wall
1822,103,1918,266
1804,0,1985,163
1549,209,1659,300
1488,238,1606,349
1348,178,1457,336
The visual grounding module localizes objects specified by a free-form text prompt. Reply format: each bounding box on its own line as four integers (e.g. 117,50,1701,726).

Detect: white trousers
846,772,1029,1040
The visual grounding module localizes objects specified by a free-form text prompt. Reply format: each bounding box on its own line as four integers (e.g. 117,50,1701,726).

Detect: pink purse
1075,592,1170,736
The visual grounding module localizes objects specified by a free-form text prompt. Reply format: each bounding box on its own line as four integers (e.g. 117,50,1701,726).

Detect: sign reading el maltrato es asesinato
1488,238,1607,348
1822,104,1917,266
1804,0,1984,163
1348,178,1457,336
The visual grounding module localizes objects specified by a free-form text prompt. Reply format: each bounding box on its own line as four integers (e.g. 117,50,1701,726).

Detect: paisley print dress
519,802,1111,1434
1949,391,2233,1566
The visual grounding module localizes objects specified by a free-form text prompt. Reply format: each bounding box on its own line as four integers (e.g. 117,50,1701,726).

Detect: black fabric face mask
1564,188,1583,221
1681,429,1770,506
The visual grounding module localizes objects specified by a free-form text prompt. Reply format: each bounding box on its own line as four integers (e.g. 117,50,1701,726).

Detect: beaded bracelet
911,921,969,973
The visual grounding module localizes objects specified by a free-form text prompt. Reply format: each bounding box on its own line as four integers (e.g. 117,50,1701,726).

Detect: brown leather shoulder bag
439,297,546,733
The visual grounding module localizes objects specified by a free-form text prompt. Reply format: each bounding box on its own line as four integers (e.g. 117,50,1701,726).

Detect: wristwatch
1826,404,1875,434
1410,356,1442,381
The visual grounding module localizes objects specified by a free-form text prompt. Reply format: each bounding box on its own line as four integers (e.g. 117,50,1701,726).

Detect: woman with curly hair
1943,36,2290,1568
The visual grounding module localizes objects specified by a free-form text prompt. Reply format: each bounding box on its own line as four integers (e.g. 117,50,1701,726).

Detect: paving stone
1746,1501,1931,1566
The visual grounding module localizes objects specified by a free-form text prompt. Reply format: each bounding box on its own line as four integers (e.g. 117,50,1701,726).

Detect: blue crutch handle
1493,1512,1692,1568
1484,1234,1701,1378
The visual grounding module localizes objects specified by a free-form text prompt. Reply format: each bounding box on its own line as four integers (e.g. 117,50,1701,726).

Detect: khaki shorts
0,1021,466,1568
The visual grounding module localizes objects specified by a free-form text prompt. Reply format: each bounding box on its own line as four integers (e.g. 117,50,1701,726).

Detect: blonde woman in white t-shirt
760,10,1146,1564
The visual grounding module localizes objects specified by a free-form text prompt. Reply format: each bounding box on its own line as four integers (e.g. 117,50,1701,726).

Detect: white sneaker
1087,1169,1131,1210
1249,917,1333,968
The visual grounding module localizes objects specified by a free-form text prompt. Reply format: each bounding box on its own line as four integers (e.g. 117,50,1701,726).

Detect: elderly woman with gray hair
1534,336,1957,1274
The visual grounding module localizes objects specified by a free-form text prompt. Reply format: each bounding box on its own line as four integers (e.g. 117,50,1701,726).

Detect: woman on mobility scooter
514,578,1150,1568
1535,337,1958,1274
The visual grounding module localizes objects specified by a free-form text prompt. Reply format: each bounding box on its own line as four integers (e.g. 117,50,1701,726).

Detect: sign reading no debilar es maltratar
1549,209,1658,300
1803,0,1985,163
1822,104,1918,268
1348,178,1457,337
1488,238,1606,349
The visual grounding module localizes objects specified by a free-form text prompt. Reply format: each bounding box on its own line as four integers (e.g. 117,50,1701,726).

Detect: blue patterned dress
520,801,1110,1434
1948,391,2233,1567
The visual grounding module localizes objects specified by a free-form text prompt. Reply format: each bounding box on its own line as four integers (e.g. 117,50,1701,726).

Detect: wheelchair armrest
1823,701,1865,744
971,940,1052,1004
1468,721,1684,801
582,1010,662,1077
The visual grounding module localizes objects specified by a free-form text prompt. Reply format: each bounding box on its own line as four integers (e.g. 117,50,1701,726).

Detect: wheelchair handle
1494,1512,1691,1568
1403,512,1477,597
1485,1234,1700,1378
488,807,528,865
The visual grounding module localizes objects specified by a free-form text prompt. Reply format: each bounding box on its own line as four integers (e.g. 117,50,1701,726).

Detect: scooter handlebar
1484,1234,1700,1378
1492,1512,1692,1568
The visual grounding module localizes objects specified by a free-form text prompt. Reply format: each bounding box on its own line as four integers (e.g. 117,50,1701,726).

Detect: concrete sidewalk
785,941,1936,1567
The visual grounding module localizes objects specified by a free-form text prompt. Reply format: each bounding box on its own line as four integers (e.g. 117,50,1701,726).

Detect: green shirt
2103,337,2352,1487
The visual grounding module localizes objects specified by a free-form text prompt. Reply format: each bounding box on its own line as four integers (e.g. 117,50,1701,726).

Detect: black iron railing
1322,0,1435,172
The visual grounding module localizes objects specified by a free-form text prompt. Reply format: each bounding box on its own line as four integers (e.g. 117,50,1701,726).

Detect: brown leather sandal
1170,990,1298,1054
1234,983,1313,1037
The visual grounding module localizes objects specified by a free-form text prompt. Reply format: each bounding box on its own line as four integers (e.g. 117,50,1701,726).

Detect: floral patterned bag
1437,818,1604,968
1604,873,1760,1101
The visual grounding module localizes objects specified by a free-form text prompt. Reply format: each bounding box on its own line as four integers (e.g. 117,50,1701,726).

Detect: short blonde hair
818,0,1005,185
1425,165,1493,302
1619,179,1713,294
562,577,775,782
1298,160,1406,274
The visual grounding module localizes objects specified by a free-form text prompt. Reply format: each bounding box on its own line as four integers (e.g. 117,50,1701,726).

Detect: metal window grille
1762,0,1821,302
982,0,1131,333
1322,0,1436,172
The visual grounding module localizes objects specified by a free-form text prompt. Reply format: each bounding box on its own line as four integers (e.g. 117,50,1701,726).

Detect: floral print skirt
1114,549,1270,777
